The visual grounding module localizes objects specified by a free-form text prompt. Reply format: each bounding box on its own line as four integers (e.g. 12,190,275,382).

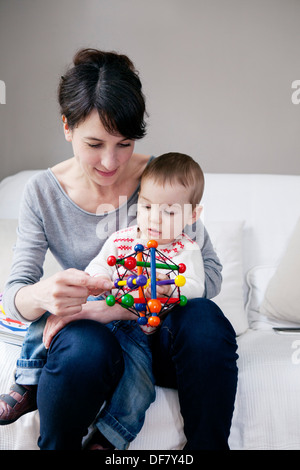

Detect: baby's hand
145,272,173,297
87,275,113,297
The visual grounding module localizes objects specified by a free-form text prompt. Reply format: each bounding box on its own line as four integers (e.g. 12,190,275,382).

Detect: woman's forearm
15,283,47,322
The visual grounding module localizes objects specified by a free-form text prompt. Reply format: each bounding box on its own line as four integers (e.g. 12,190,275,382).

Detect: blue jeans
17,298,238,450
152,298,238,450
96,320,155,448
15,309,154,450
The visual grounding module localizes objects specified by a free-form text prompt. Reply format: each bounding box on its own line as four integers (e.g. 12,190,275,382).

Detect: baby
85,152,205,333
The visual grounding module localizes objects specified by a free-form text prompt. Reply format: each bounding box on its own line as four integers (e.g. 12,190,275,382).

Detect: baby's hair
140,153,204,208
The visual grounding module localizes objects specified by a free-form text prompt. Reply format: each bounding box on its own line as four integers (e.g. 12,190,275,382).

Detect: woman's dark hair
58,48,147,139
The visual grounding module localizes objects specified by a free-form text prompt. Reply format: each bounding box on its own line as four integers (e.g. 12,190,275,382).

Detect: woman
2,49,238,450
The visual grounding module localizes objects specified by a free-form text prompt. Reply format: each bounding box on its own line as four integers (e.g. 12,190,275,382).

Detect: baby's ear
189,204,203,225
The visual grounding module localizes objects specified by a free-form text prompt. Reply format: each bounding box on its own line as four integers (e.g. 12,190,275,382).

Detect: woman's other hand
42,296,136,349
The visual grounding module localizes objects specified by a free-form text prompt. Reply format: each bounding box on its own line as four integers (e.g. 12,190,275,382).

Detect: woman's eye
118,143,131,148
87,143,102,148
87,142,131,149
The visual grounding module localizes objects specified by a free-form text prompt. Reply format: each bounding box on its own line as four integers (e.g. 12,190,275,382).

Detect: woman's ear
62,115,72,142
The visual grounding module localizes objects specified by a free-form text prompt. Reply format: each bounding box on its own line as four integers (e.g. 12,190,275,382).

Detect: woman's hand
87,275,112,297
43,313,75,349
15,268,113,322
42,297,136,349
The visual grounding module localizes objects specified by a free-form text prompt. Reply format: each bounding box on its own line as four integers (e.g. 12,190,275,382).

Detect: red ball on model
124,256,137,270
178,263,186,273
107,255,117,266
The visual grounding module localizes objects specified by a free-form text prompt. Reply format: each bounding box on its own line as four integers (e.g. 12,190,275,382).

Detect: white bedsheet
229,329,300,450
1,329,300,450
0,340,186,450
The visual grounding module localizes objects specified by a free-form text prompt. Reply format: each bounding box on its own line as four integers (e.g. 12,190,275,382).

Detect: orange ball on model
148,316,161,327
147,298,161,314
147,240,158,249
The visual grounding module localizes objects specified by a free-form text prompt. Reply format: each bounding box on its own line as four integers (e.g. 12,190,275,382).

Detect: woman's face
64,109,135,186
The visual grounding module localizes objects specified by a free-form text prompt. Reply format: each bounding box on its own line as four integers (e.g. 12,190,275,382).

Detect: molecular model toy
105,240,187,327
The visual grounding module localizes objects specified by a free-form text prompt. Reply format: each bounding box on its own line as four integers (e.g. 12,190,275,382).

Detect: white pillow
0,170,41,219
205,220,248,336
245,265,300,330
246,265,276,328
0,219,18,292
260,218,300,323
0,219,61,293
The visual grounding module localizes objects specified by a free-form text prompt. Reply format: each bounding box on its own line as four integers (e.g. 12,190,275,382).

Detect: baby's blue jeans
15,299,155,450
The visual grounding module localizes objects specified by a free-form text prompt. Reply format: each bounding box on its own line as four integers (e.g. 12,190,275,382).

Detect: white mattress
229,329,300,450
1,329,300,450
0,340,186,450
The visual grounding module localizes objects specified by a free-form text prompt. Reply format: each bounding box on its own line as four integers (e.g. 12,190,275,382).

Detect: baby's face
137,178,194,245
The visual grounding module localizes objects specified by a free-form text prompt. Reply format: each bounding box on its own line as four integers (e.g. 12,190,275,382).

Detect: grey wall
0,0,299,180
